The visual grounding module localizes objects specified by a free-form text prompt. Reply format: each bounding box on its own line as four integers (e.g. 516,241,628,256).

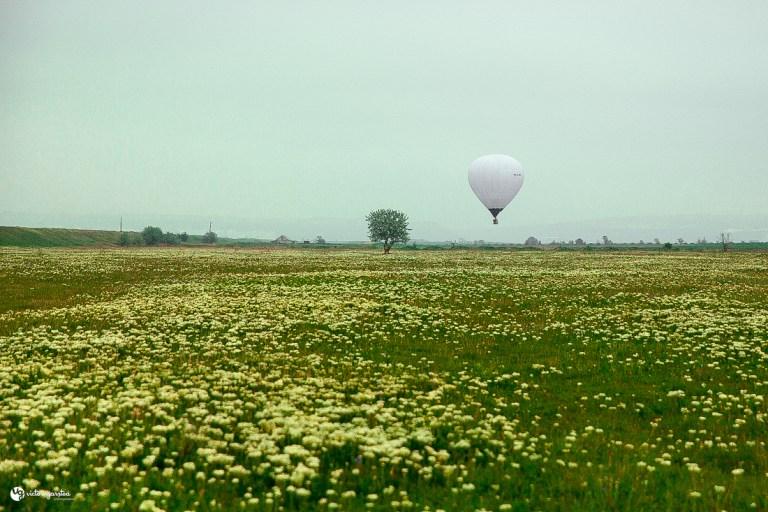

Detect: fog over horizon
2,1,767,243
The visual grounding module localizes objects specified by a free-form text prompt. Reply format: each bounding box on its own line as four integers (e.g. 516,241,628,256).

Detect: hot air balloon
468,154,524,224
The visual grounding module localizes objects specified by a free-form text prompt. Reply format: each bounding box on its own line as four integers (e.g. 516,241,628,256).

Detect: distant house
273,235,293,244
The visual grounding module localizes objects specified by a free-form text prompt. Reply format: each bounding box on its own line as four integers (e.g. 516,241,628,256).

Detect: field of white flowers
1,248,766,511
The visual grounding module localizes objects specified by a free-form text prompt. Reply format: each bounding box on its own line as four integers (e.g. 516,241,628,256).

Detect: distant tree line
521,233,733,252
118,226,213,246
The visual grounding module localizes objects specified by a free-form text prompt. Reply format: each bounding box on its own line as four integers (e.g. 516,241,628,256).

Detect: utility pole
120,216,123,233
209,221,212,233
720,232,730,253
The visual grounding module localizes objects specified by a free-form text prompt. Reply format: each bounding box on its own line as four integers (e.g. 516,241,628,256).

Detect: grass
0,226,357,249
0,227,127,248
0,248,766,511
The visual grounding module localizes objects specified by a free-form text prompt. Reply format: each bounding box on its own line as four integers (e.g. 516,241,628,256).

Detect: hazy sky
2,1,767,241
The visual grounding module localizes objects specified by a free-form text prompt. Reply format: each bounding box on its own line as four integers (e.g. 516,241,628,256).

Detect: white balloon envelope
468,154,524,224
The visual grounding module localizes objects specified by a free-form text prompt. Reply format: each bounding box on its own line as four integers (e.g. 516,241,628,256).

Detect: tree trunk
383,245,391,254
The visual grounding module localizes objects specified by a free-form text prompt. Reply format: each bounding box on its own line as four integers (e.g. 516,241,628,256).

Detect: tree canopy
366,209,410,254
141,226,163,246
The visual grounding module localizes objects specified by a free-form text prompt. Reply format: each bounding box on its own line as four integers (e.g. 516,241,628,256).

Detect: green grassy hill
0,226,311,248
0,226,331,248
0,226,125,247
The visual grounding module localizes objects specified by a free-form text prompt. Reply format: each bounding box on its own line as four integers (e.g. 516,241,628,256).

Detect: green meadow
1,248,766,511
0,227,126,248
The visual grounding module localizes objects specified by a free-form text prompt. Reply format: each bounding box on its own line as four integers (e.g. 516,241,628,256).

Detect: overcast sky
2,1,767,241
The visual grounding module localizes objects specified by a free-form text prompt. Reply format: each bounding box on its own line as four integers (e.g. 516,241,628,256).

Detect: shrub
141,226,164,246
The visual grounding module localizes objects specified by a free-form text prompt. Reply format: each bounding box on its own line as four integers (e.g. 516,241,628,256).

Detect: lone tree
524,236,540,246
366,209,410,254
142,226,164,246
202,231,218,244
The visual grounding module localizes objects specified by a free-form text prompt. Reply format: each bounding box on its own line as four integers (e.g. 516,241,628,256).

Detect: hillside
0,226,336,248
0,226,318,248
0,226,124,247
